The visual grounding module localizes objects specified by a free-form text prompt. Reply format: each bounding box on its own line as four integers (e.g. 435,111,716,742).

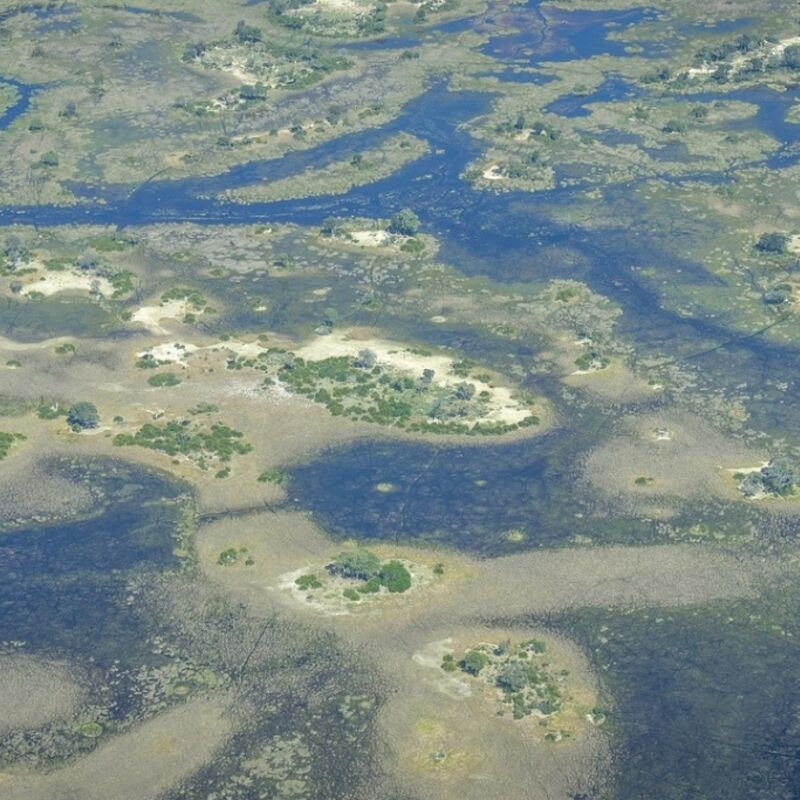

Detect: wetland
2,0,800,798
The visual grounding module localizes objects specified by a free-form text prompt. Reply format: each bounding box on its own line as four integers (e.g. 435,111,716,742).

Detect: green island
112,421,252,470
3,2,800,799
272,343,541,435
221,133,430,203
442,639,568,723
284,547,438,612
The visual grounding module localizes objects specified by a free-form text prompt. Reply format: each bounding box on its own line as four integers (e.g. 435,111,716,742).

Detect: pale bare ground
297,328,540,426
0,697,232,800
582,410,769,504
0,655,85,733
196,508,763,800
20,270,113,298
130,299,191,334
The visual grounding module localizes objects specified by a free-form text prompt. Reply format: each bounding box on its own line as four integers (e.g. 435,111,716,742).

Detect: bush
327,549,381,581
147,373,182,387
784,44,800,70
755,232,789,254
295,573,322,590
441,653,457,672
459,649,489,676
662,119,688,134
761,460,796,496
257,468,287,484
496,661,529,693
234,20,262,42
388,208,420,236
378,560,412,593
66,401,99,431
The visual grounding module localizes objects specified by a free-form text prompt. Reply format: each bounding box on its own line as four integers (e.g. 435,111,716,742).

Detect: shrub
496,661,529,693
755,232,789,254
388,208,420,236
459,649,489,676
327,549,381,581
147,373,182,387
378,560,412,593
295,573,322,590
66,401,99,431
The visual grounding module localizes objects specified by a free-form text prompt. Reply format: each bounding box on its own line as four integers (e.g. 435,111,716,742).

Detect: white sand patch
788,234,800,254
278,556,435,616
131,300,189,334
296,330,534,425
138,342,198,366
349,229,392,247
482,165,505,181
21,271,113,298
213,340,268,358
726,462,769,475
687,64,715,78
0,335,74,351
412,638,454,670
689,36,800,79
139,339,268,366
278,566,351,617
571,365,609,376
314,0,360,11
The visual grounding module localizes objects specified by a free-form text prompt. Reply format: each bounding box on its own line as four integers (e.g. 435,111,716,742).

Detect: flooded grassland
2,0,800,798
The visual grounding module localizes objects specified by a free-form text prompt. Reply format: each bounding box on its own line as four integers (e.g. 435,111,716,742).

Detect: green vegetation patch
274,353,536,436
222,135,429,204
0,431,26,460
739,459,797,498
147,372,183,387
218,546,255,566
441,639,567,721
185,22,351,92
113,420,252,468
292,548,415,604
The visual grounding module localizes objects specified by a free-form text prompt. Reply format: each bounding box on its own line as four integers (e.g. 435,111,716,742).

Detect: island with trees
437,637,605,743
282,547,443,613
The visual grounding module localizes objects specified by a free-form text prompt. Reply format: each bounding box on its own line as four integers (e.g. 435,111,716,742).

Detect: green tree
755,232,789,254
496,661,529,692
784,44,800,70
234,20,262,43
378,560,411,593
327,549,381,580
67,402,99,431
459,649,489,676
389,208,420,236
